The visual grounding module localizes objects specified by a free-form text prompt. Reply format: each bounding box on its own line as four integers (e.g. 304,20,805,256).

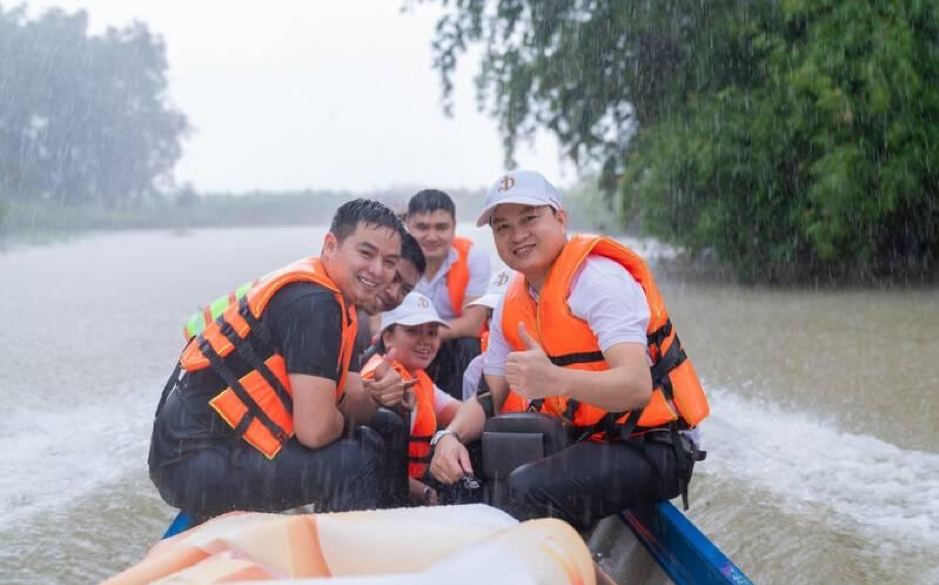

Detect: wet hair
329,198,404,243
400,231,426,275
407,189,456,220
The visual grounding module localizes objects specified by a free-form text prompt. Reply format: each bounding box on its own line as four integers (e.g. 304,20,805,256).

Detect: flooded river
1,225,936,584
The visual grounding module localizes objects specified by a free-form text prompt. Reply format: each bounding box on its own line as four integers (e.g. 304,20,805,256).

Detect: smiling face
382,322,442,372
490,203,567,291
321,222,401,307
359,257,422,315
407,209,455,265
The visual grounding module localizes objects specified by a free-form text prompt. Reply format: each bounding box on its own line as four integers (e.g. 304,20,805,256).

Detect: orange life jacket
446,236,473,317
361,355,437,479
500,235,709,442
179,257,357,459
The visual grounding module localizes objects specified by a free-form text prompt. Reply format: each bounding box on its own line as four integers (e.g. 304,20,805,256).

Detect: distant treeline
428,1,939,283
0,180,612,236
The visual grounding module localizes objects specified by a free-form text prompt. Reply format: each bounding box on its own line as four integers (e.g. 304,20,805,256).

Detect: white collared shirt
414,243,491,320
484,255,650,376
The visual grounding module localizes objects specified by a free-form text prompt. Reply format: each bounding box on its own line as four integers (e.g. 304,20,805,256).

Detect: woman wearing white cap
361,292,462,505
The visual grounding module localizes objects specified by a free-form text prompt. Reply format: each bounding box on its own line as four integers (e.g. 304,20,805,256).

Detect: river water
0,225,936,584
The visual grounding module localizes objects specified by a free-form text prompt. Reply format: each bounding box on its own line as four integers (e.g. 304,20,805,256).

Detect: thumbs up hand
372,347,397,378
364,348,418,408
504,323,556,401
518,322,540,350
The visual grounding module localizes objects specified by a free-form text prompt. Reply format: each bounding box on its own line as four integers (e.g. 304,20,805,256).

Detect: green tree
0,6,188,207
423,0,939,281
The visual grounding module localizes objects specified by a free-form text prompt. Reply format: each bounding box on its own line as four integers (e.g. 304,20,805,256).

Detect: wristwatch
430,429,459,448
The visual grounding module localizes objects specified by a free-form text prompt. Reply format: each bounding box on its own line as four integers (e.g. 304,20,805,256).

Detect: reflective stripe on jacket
179,256,357,459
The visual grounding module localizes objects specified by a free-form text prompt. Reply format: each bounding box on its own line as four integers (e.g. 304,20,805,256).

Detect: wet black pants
501,434,690,531
153,409,409,520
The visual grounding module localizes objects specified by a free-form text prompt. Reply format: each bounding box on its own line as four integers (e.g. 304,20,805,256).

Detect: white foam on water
700,386,939,554
0,388,153,528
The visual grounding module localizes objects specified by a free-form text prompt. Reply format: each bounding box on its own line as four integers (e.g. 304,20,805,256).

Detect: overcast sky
25,0,572,193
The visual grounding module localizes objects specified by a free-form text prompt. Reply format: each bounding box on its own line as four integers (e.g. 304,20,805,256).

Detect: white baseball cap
476,170,563,227
380,292,450,331
467,267,515,309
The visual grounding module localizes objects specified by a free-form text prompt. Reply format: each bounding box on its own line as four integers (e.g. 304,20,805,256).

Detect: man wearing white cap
406,189,491,400
429,170,709,531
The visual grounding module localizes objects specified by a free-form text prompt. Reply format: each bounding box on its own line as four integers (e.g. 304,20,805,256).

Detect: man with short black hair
354,231,427,367
149,199,416,521
407,189,491,399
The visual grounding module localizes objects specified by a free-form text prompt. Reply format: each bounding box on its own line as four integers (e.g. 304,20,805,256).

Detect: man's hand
408,478,438,506
363,348,418,408
429,433,473,484
504,323,557,401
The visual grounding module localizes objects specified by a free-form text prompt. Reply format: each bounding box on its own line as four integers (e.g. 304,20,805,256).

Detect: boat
111,415,751,584
107,500,749,585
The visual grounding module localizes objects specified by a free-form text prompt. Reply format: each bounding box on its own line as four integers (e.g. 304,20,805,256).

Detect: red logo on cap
498,175,516,192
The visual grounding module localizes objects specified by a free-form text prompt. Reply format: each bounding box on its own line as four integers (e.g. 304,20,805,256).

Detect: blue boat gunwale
620,501,753,585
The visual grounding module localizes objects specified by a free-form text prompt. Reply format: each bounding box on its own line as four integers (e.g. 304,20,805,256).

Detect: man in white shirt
428,171,708,530
407,189,491,399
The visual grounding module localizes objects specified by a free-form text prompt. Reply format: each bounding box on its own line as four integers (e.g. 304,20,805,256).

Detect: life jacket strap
218,317,293,415
668,422,706,511
570,408,643,444
563,398,581,422
548,351,605,367
646,318,673,348
238,296,274,346
198,337,288,445
649,337,687,392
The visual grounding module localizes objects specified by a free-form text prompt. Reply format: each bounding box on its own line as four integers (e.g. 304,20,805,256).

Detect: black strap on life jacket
197,336,288,445
526,351,606,414
649,330,691,429
549,350,605,367
527,321,691,441
409,434,433,464
218,317,293,415
238,296,274,346
667,421,707,510
647,318,673,349
649,337,686,395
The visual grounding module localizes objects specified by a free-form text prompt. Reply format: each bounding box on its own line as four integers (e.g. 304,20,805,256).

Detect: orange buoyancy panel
179,256,357,458
500,235,709,440
446,237,473,317
362,355,438,479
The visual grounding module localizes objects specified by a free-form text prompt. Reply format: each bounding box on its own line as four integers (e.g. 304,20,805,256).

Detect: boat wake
700,386,939,555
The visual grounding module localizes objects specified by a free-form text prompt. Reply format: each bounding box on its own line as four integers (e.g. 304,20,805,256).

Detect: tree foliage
424,0,939,281
0,6,188,207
